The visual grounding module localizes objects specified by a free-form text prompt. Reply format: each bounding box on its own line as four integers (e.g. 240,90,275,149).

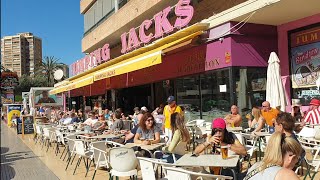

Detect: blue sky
1,0,84,66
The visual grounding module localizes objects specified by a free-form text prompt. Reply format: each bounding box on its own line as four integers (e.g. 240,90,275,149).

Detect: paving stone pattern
1,121,59,180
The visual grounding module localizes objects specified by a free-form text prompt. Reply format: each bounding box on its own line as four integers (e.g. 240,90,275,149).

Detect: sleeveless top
247,162,282,180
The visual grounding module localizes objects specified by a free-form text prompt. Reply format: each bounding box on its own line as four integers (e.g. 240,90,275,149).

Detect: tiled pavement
1,121,59,180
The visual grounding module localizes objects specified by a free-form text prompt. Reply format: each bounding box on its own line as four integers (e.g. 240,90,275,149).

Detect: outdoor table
63,131,95,136
124,143,165,151
174,154,240,180
175,153,239,167
88,133,124,140
226,127,243,132
252,132,272,160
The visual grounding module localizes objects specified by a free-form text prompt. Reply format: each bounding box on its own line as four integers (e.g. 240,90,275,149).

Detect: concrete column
114,0,119,12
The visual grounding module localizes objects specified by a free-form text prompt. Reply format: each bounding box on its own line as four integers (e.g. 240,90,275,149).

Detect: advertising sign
34,90,63,106
1,72,18,104
70,0,194,76
290,26,320,88
290,42,320,88
7,104,22,127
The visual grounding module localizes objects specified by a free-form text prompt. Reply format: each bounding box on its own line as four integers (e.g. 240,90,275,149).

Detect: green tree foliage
14,74,47,94
37,56,65,87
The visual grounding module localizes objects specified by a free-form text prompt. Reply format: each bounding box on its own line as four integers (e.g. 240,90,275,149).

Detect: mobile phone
191,153,198,157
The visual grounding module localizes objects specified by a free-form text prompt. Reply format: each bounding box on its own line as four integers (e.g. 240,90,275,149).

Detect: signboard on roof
70,0,194,76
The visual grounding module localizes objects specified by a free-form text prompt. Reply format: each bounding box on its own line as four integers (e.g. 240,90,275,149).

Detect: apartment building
52,0,319,118
1,32,42,77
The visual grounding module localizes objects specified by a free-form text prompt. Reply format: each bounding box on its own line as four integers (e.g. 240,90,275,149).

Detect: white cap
141,106,148,112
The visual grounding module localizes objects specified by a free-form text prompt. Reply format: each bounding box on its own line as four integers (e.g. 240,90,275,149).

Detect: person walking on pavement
163,96,183,143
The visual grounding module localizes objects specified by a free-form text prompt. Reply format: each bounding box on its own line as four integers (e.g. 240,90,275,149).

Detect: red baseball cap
212,118,226,129
310,99,320,106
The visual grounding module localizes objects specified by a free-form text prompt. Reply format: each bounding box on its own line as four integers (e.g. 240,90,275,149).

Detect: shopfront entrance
116,84,152,114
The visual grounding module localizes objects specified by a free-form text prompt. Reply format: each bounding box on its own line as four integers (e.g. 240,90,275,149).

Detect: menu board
17,116,34,134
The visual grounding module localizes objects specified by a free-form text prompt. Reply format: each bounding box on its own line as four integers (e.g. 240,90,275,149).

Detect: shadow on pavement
1,147,39,179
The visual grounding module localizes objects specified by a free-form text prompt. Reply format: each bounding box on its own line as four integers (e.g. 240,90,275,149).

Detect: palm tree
38,56,65,87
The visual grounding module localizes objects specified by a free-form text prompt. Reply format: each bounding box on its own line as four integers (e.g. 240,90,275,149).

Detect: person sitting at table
93,113,108,131
290,99,304,122
62,113,73,125
224,105,242,127
77,109,83,122
153,107,165,135
248,107,265,133
83,111,98,127
58,112,66,124
123,109,146,144
274,112,305,163
301,98,320,126
104,110,124,134
134,112,160,145
104,109,110,120
70,112,80,124
162,112,190,163
194,118,246,175
261,101,279,127
194,118,246,155
245,132,302,180
129,107,140,125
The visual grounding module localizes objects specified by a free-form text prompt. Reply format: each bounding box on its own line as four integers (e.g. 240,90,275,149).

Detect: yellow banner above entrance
66,76,94,91
94,51,162,81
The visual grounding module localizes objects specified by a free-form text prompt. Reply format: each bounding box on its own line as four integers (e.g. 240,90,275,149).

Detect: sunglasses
146,118,154,122
98,115,104,117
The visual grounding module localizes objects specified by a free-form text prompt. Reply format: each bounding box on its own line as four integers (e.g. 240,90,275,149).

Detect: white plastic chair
138,157,175,180
296,138,320,179
109,147,138,180
91,141,109,180
235,133,258,168
68,125,75,131
72,139,94,177
163,166,233,180
186,119,205,127
55,129,66,156
34,124,44,144
64,135,77,170
42,127,51,150
47,129,57,152
194,126,206,145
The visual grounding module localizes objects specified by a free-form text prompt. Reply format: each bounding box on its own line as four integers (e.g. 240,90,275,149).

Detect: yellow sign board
94,51,162,81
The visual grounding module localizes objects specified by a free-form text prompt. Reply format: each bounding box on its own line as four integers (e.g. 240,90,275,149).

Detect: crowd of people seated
24,96,319,179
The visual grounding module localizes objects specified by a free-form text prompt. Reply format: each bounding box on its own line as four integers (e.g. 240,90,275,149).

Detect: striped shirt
304,107,320,125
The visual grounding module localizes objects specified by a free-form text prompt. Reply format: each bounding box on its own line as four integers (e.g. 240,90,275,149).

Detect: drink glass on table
221,145,228,159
